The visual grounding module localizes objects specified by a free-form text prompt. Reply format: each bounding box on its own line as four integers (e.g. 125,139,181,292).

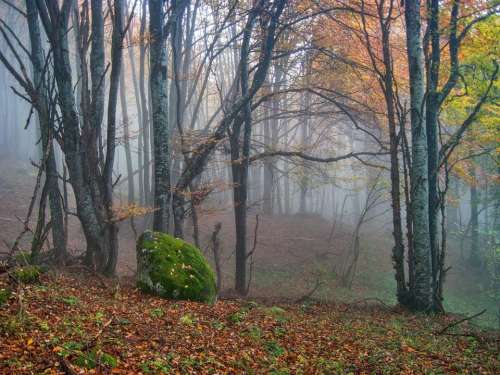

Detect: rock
136,231,217,304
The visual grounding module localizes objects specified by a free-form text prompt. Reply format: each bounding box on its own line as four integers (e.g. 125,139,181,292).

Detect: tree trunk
262,106,273,214
103,0,124,275
378,12,408,303
149,0,171,232
139,0,151,205
405,0,432,310
124,0,144,204
26,0,67,264
120,63,135,203
469,165,480,267
425,0,441,308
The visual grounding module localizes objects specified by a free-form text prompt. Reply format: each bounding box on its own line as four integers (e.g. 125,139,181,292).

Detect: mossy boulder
136,231,217,304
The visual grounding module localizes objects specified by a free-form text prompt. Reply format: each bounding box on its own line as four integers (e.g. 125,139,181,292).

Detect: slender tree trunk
299,67,311,213
149,0,171,232
120,65,135,203
124,0,144,204
425,0,441,307
231,5,258,295
469,165,480,267
262,105,273,214
26,0,66,264
379,14,408,303
139,0,151,205
230,117,250,295
405,0,432,310
103,0,124,275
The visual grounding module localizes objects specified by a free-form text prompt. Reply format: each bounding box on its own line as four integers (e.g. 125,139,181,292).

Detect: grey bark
469,165,480,267
404,0,432,310
119,60,135,203
139,0,151,205
26,0,66,264
149,0,171,232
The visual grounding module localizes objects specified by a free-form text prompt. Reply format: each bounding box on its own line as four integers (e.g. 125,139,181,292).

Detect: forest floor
0,271,498,374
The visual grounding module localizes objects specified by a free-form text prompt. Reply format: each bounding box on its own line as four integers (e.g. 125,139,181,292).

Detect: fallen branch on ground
295,278,324,304
340,297,393,312
436,309,487,335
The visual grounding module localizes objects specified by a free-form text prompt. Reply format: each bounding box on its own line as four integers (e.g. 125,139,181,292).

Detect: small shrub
0,315,31,336
140,354,173,374
38,320,50,332
263,306,289,323
273,326,286,337
93,311,105,324
150,307,165,318
316,357,343,372
61,296,79,306
211,320,225,330
59,343,118,370
59,341,84,357
267,306,286,316
265,340,285,357
13,265,42,283
246,325,262,340
180,314,195,326
228,309,248,324
14,251,32,265
0,288,11,306
73,352,97,369
100,352,118,368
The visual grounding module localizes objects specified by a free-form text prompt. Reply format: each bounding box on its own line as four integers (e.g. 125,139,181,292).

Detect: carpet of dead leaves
0,272,498,374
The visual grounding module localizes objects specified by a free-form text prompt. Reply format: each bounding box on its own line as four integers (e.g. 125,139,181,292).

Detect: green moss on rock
136,231,217,304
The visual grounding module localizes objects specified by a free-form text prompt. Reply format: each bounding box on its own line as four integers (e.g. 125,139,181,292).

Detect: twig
246,214,259,259
245,215,260,295
58,357,78,375
210,222,222,292
436,309,487,335
81,317,114,351
340,298,393,312
295,278,324,304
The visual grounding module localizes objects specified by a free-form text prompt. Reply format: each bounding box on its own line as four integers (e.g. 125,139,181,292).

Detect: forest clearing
0,0,499,373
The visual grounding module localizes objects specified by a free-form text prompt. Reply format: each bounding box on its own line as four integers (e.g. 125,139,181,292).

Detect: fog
0,0,497,330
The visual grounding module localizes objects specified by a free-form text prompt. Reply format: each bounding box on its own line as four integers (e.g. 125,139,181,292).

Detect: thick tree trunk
405,0,432,310
33,0,123,275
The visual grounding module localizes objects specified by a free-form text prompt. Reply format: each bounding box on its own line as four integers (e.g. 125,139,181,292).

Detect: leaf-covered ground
0,272,498,374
